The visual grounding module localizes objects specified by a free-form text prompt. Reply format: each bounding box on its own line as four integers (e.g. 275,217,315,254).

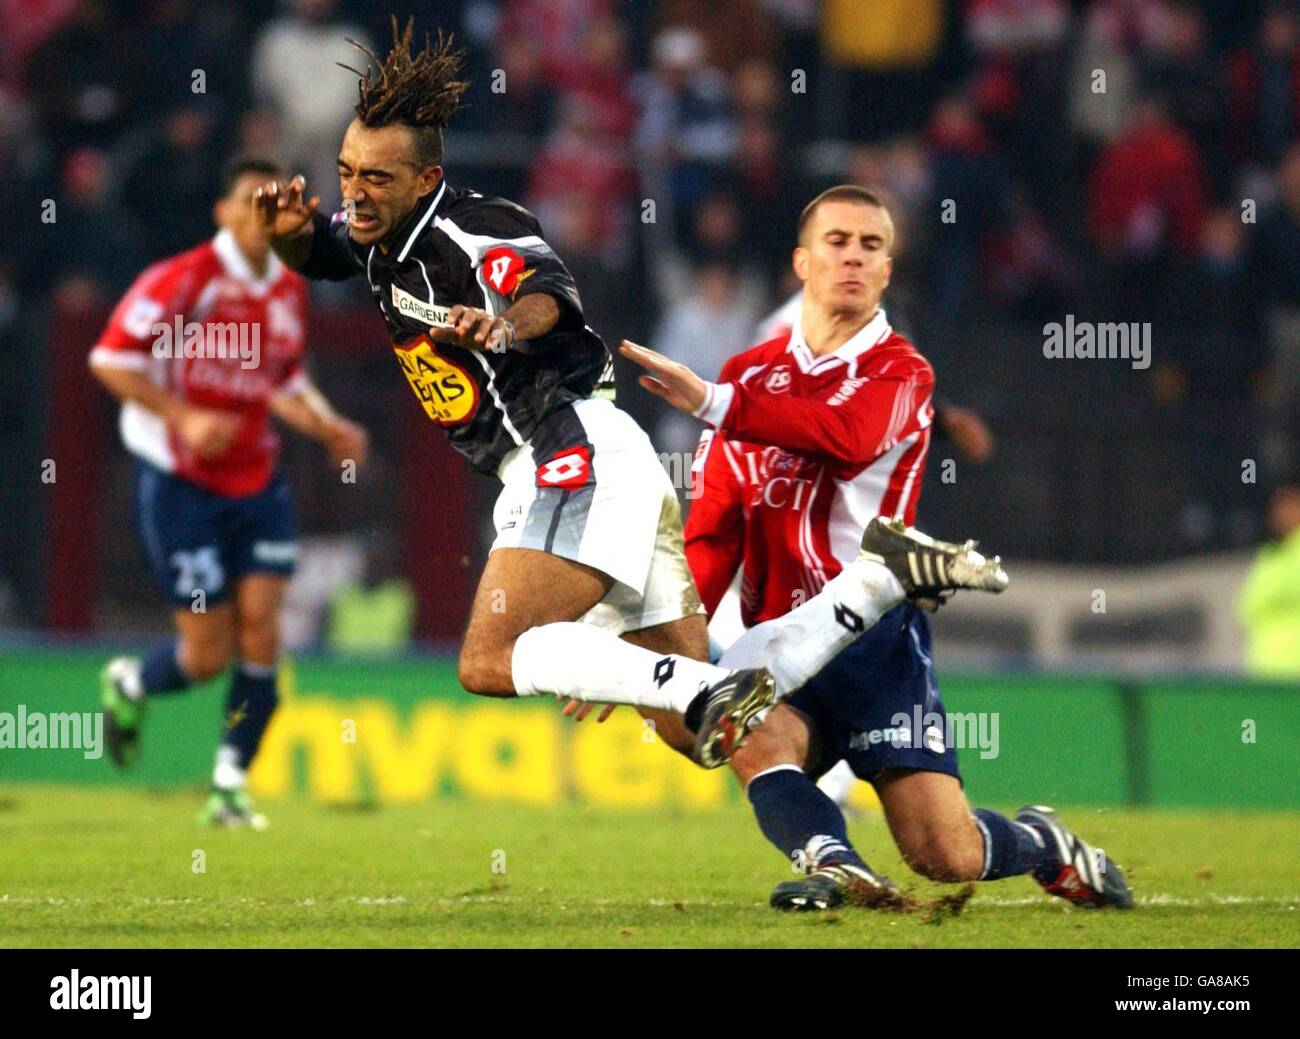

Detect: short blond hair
796,185,894,249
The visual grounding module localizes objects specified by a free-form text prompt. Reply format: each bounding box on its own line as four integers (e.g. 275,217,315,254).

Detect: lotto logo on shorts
536,445,592,489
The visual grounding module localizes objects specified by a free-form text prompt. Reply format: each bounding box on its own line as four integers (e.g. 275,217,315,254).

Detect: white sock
717,558,904,694
212,744,246,791
511,622,728,714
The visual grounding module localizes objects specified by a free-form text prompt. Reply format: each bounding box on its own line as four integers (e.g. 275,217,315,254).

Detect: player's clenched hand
619,341,707,414
324,417,369,470
174,406,242,458
251,175,319,241
560,698,616,723
431,305,513,352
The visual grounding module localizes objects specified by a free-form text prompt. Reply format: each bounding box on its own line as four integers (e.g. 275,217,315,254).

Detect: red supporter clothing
90,229,309,497
685,308,934,627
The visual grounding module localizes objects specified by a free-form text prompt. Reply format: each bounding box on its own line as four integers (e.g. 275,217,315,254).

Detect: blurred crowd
3,0,1300,614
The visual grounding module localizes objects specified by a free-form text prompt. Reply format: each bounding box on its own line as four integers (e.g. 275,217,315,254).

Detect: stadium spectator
1248,142,1300,482
23,0,142,151
1229,2,1300,166
924,93,1016,326
1087,95,1207,318
1237,482,1300,676
816,0,945,140
525,97,636,264
654,0,780,74
1067,0,1162,151
634,26,739,221
649,260,761,459
251,0,372,205
1140,2,1230,192
963,0,1072,207
45,147,144,297
119,105,226,262
483,28,556,139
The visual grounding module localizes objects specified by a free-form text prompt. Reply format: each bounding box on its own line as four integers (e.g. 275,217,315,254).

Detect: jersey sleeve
275,278,311,394
684,427,748,617
717,358,935,467
300,210,364,281
456,199,586,331
90,258,196,370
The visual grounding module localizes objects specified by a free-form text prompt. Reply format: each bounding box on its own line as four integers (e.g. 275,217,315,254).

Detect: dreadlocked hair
340,16,470,167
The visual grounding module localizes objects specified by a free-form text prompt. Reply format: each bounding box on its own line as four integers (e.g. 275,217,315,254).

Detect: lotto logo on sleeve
536,444,592,489
482,246,526,297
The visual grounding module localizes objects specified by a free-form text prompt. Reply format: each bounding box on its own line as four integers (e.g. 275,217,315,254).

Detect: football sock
139,641,192,697
717,558,905,695
747,764,867,871
972,808,1057,880
216,661,279,785
511,622,729,714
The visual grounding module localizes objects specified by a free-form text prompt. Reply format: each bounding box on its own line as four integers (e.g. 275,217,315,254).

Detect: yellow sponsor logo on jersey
393,335,477,426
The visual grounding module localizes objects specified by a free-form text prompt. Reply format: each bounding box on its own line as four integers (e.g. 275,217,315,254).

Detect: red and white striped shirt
685,307,934,626
89,230,309,497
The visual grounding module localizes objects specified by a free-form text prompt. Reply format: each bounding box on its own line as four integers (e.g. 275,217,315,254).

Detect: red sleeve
683,427,747,617
274,277,310,392
90,256,198,369
718,359,935,467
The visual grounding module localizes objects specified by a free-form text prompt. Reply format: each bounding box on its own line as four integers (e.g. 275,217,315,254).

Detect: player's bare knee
732,725,799,786
457,644,512,697
236,617,279,667
181,638,232,681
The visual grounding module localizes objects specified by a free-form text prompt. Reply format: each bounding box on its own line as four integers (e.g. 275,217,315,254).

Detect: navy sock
972,808,1057,880
140,641,192,696
221,663,279,769
747,766,866,871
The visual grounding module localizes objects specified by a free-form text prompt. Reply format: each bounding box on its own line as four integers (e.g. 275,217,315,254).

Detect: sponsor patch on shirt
392,284,452,328
393,335,478,426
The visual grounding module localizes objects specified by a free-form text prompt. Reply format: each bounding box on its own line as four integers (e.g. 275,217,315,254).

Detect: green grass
1,786,1297,947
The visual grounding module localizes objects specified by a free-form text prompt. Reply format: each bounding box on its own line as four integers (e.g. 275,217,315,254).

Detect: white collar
787,307,892,376
213,228,283,294
396,178,448,263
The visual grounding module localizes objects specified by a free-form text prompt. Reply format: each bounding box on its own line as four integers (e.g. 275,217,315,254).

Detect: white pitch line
1,893,1296,909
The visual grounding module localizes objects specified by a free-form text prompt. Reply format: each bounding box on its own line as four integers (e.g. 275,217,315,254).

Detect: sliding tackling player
623,186,1132,910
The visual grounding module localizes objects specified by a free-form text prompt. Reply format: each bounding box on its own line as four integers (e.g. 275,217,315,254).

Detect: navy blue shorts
132,460,298,607
786,603,962,785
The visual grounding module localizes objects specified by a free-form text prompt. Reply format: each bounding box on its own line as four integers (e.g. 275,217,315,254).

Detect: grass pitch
1,786,1296,947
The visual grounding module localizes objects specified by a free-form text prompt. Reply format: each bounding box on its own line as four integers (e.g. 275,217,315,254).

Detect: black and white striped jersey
300,179,614,474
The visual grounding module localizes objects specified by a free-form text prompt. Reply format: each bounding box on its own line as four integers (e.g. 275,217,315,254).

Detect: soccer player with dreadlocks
252,18,1008,771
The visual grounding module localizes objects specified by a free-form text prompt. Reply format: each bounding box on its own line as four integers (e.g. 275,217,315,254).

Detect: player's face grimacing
336,119,443,247
794,200,894,320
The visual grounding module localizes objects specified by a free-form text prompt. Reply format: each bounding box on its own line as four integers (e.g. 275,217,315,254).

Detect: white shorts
491,398,704,635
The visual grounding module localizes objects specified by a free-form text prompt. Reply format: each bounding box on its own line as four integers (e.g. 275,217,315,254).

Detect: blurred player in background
252,19,1010,772
89,156,369,828
625,186,1132,911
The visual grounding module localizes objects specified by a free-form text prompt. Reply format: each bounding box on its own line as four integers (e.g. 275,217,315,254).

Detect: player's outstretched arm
618,340,707,413
89,363,241,458
252,174,319,271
